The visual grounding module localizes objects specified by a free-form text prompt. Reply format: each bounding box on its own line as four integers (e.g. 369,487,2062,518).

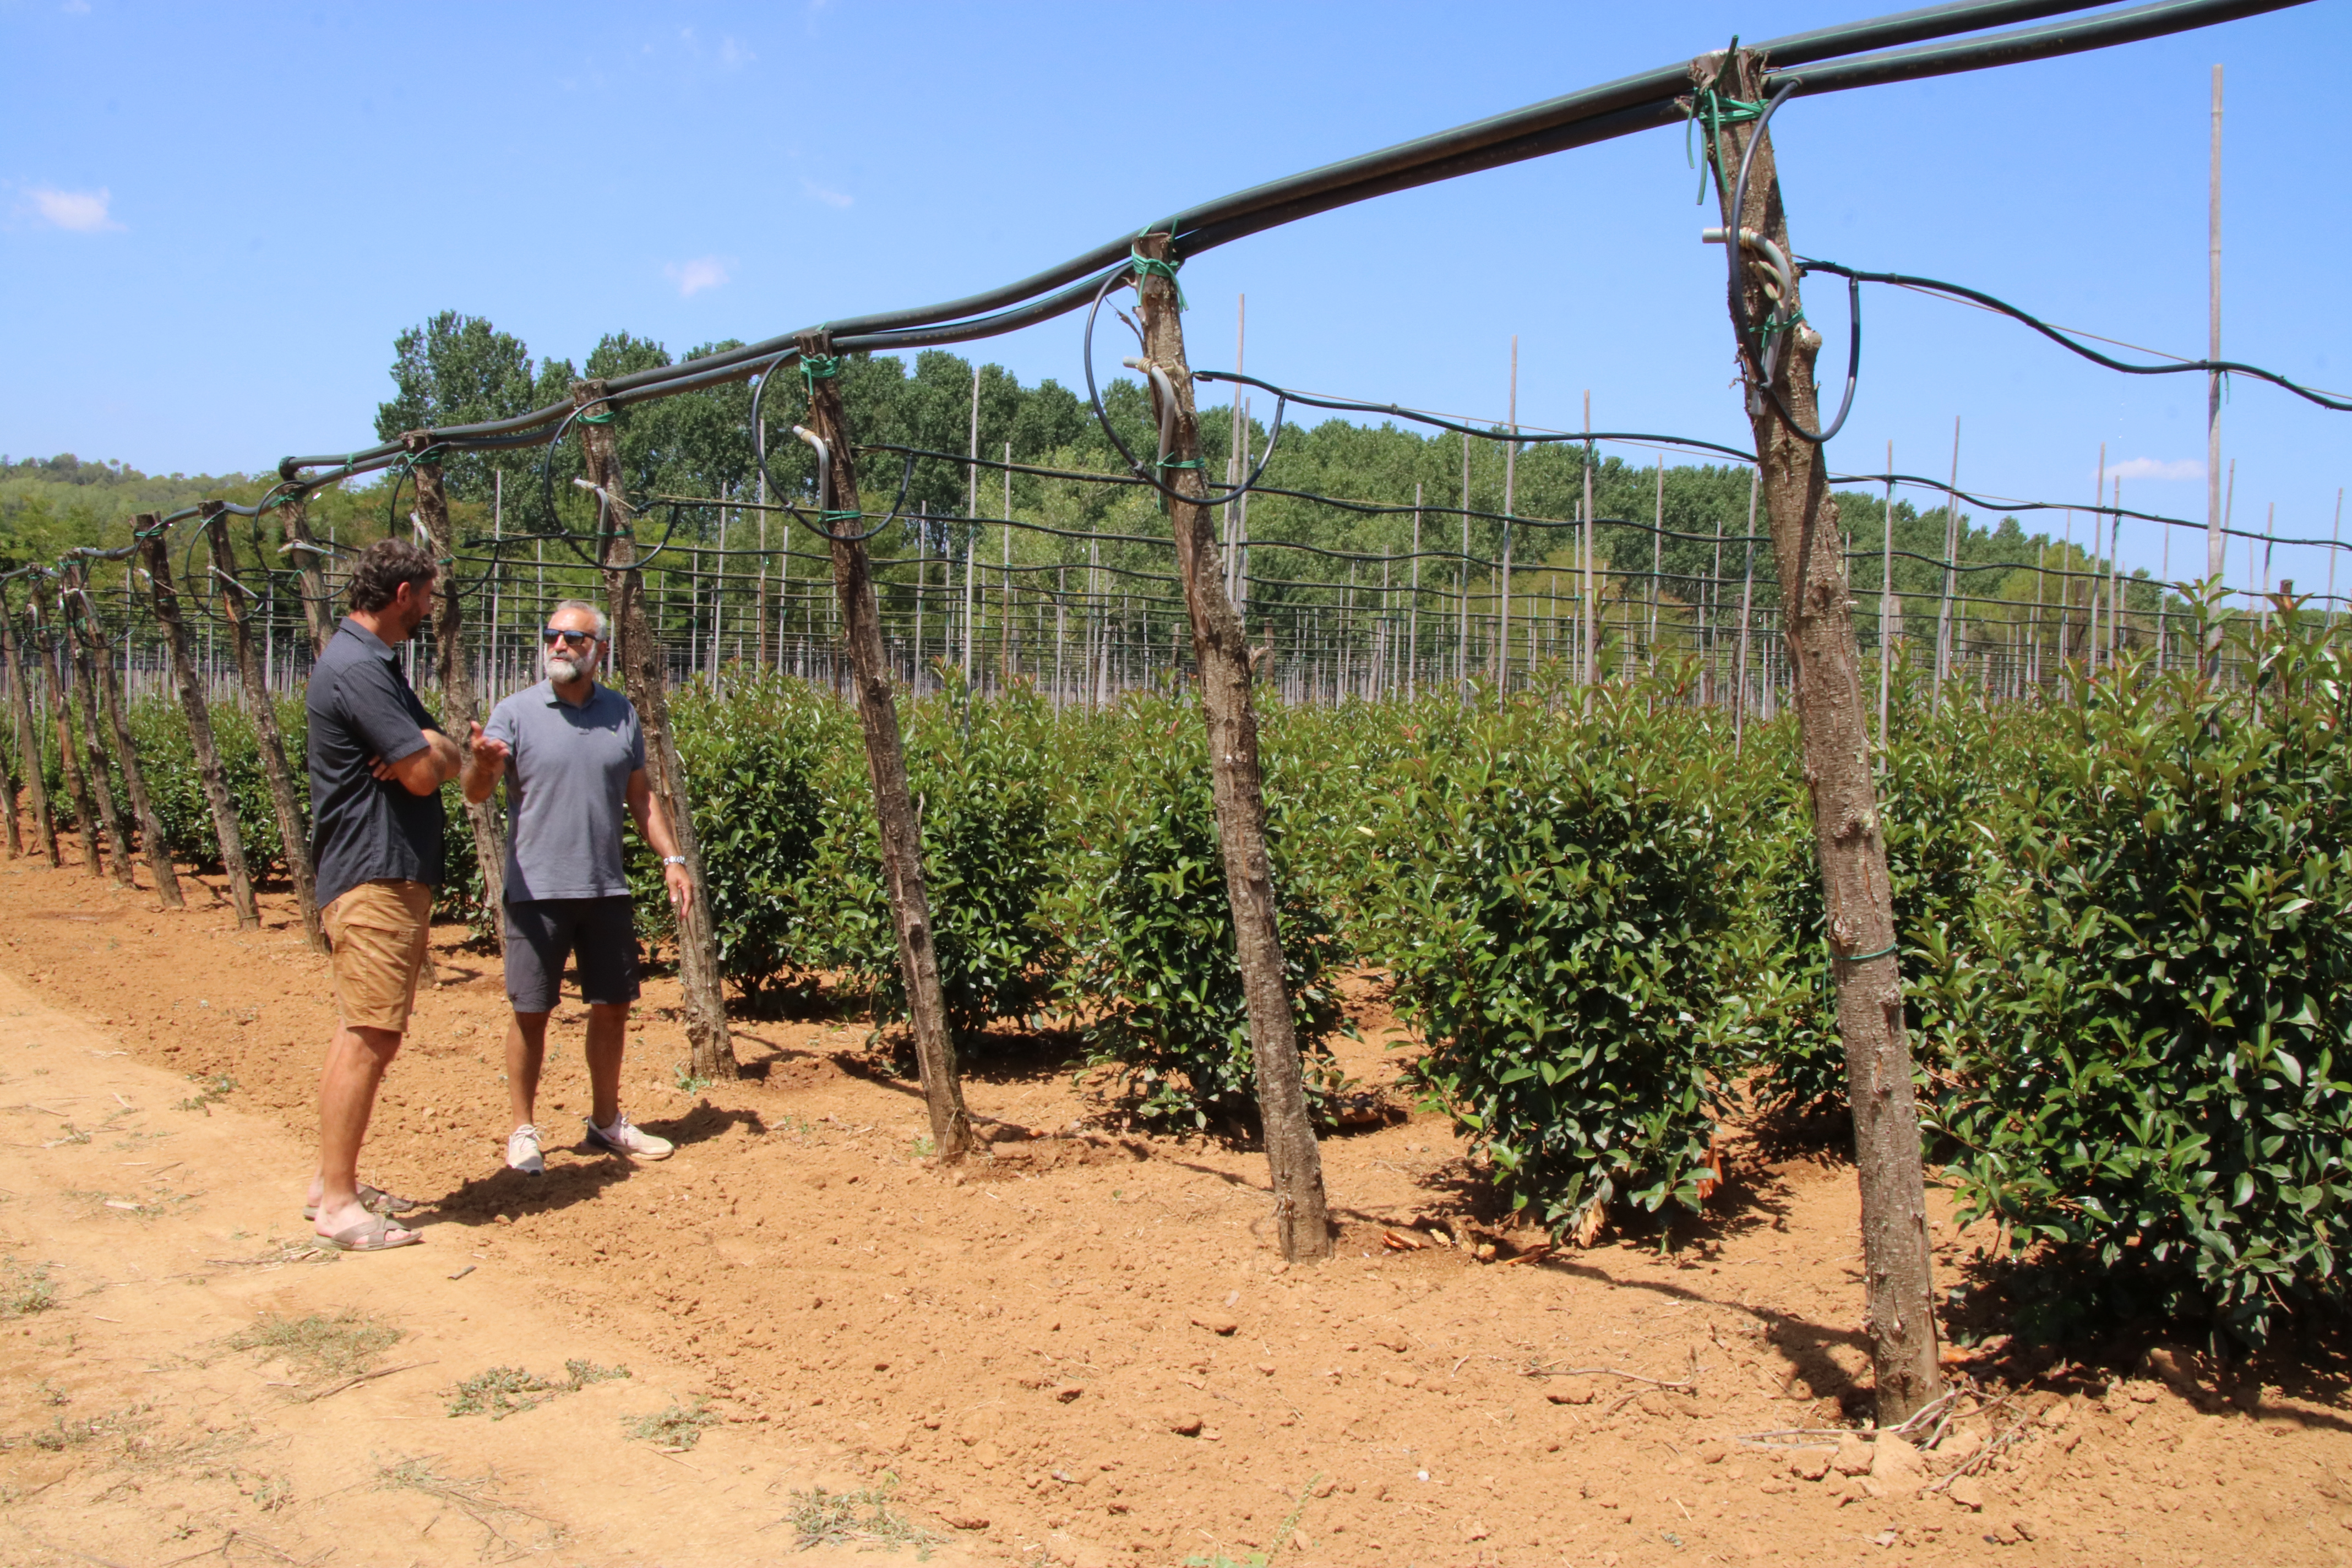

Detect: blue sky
3,1,2344,596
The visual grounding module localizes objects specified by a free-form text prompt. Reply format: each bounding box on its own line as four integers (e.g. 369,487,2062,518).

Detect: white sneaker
585,1112,673,1161
507,1124,545,1175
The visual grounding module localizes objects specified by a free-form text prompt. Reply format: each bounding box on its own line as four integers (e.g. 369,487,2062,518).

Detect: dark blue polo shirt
306,617,445,910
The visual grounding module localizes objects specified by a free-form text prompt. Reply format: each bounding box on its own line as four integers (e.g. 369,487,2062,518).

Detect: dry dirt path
0,957,984,1567
0,849,2348,1567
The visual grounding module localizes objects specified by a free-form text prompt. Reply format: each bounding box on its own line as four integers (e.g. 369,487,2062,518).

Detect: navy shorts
503,896,641,1013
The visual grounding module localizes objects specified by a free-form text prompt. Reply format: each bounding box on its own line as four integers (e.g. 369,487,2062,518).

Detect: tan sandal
302,1182,417,1222
319,1212,422,1252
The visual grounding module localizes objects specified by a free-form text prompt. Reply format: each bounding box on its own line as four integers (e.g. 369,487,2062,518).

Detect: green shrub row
16,613,2349,1341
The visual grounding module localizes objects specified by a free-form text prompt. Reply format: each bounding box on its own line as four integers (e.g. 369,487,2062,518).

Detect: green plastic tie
1130,249,1186,312
799,355,846,395
575,409,616,426
820,509,862,527
1685,84,1767,202
1836,939,1899,963
1154,458,1205,471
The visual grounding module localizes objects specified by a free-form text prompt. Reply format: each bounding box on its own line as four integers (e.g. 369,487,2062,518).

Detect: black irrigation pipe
269,0,2305,480
1800,259,2352,411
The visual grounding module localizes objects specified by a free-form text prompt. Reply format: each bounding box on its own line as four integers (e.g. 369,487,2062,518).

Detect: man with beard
462,598,695,1174
306,538,467,1250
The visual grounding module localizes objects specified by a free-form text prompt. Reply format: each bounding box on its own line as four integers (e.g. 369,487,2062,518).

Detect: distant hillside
0,453,264,530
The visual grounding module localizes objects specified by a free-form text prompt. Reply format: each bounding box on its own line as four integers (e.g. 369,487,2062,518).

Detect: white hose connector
1702,226,1797,306
791,425,832,506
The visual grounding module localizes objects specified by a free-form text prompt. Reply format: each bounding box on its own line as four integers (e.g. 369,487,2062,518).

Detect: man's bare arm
377,729,464,797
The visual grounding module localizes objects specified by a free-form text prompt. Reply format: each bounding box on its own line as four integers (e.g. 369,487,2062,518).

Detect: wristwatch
661,856,688,867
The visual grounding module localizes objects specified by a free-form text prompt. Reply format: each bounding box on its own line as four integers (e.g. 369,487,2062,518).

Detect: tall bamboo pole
2206,64,2225,609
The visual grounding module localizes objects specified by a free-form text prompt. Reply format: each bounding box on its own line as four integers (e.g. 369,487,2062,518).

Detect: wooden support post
569,383,736,1082
59,581,134,887
33,592,103,878
67,564,183,908
139,522,258,927
791,350,973,1158
406,439,508,940
205,503,326,953
0,588,58,867
279,494,336,660
1132,234,1334,1261
1698,47,1939,1422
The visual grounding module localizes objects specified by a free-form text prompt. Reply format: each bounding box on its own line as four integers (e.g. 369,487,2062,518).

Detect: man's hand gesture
468,720,509,772
663,859,696,918
459,721,511,805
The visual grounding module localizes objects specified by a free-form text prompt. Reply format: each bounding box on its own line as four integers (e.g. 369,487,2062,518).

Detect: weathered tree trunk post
1697,48,1939,1420
58,578,135,889
204,503,326,954
277,493,336,660
32,592,104,878
1132,234,1334,1262
569,383,736,1082
406,440,508,942
66,563,184,908
0,588,56,867
792,347,975,1162
139,523,259,927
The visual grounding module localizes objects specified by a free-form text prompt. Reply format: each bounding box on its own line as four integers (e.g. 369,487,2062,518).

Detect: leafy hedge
1047,695,1350,1129
36,616,2352,1340
1369,693,1735,1235
1924,622,2352,1340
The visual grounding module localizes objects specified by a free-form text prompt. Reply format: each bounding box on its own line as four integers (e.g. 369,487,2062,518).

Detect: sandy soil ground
3,843,2349,1567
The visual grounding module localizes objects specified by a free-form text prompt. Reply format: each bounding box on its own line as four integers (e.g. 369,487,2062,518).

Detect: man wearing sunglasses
463,598,695,1174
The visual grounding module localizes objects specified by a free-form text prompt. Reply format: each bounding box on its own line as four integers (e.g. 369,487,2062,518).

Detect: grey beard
544,654,583,684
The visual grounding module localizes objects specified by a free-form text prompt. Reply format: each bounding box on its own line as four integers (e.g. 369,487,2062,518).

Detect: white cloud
2105,458,2203,483
800,177,852,209
23,186,121,232
718,35,755,68
61,0,91,13
663,256,733,297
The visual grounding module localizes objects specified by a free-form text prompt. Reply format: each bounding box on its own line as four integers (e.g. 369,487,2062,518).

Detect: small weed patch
218,1309,400,1382
0,1258,55,1317
176,1073,237,1113
673,1062,712,1096
445,1359,630,1419
625,1398,718,1450
784,1472,939,1553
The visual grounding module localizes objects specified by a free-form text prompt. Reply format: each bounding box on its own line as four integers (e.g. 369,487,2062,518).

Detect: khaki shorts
324,879,433,1033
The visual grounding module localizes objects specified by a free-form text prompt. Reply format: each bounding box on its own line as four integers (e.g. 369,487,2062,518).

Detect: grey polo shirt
306,617,446,910
482,679,648,903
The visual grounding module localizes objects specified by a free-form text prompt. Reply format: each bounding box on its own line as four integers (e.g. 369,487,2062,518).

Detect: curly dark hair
347,539,435,613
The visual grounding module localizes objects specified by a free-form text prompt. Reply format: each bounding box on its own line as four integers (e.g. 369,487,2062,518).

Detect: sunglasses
542,627,599,647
